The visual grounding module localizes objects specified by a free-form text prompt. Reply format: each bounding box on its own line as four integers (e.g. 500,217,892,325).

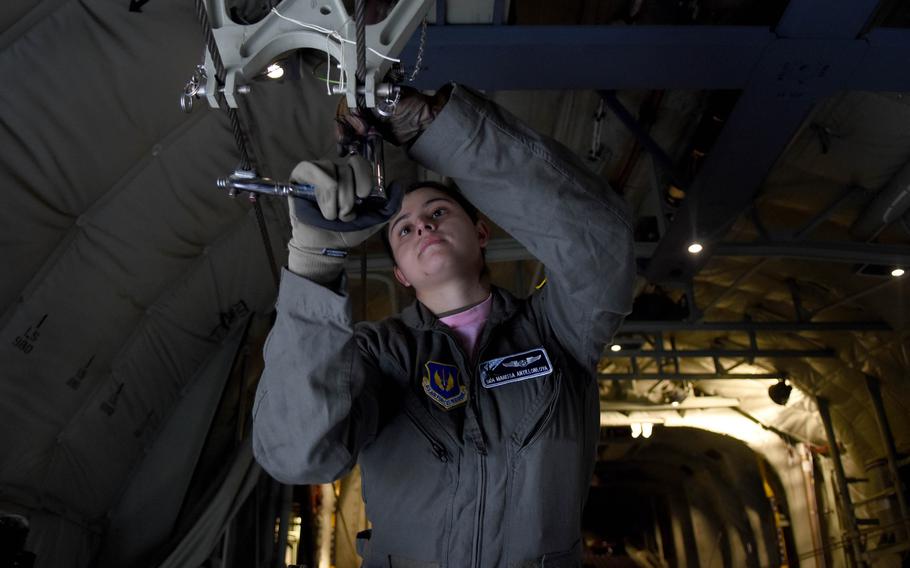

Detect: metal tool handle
216,174,317,200
216,170,402,232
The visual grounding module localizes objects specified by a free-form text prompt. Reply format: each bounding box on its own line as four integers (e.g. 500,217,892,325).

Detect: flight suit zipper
472,448,487,568
470,330,495,568
433,321,497,568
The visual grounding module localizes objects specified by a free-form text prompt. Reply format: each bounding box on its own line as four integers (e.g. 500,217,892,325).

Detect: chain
407,17,428,83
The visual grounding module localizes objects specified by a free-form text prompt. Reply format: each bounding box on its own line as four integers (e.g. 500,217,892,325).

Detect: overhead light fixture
687,242,703,254
671,401,680,407
641,422,653,438
610,344,622,352
893,268,905,278
768,379,792,406
666,184,686,206
630,423,642,438
266,63,285,79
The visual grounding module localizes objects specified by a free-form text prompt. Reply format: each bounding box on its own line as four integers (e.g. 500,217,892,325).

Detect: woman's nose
416,217,436,235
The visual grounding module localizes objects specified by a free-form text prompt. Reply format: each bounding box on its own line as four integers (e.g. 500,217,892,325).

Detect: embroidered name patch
422,361,468,410
479,347,553,389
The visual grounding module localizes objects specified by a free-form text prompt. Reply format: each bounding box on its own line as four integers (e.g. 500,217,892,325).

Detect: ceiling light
610,344,621,352
641,422,653,438
768,379,792,406
687,242,703,254
630,423,642,438
666,184,686,203
893,268,905,277
266,63,284,79
671,401,680,407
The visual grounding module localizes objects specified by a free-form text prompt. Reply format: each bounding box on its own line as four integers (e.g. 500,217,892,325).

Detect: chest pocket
509,370,562,455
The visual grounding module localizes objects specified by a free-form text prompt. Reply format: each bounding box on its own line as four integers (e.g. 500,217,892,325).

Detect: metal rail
618,321,890,332
817,396,866,566
599,373,781,380
605,348,835,359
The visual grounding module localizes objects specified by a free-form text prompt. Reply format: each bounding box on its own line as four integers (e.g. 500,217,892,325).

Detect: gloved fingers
334,162,357,223
348,154,374,199
290,160,340,220
290,159,334,186
315,170,341,221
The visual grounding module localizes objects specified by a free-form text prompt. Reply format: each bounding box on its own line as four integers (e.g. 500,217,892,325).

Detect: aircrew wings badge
479,347,553,388
422,361,467,410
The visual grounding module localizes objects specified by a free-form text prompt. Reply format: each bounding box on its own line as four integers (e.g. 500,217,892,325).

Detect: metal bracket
200,0,431,109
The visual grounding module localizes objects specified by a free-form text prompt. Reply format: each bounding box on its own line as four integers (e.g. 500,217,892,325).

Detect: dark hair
380,180,480,265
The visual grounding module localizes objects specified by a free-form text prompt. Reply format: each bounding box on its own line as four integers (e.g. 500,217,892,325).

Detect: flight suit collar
399,285,518,331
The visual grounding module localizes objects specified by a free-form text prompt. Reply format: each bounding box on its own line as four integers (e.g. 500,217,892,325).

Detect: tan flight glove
287,155,384,284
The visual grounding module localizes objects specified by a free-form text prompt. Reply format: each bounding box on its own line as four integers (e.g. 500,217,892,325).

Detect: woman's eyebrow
390,197,455,234
389,211,410,234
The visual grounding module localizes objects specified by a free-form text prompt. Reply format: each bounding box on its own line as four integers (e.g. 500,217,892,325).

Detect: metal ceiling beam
347,238,909,271
406,26,772,91
643,0,882,283
402,2,904,285
606,348,836,358
852,28,910,91
599,373,780,381
618,320,890,332
599,90,685,189
774,0,879,38
404,27,910,93
600,397,742,409
711,241,910,266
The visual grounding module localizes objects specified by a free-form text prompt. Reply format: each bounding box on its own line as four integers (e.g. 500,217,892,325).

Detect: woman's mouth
418,236,443,256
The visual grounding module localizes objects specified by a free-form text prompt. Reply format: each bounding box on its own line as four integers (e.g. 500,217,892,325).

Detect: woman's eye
432,208,446,218
398,226,410,237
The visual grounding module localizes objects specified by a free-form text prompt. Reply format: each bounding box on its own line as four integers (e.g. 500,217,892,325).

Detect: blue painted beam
403,26,773,90
711,241,910,265
599,90,686,189
644,0,883,283
851,28,910,91
402,26,910,92
775,0,880,38
396,0,906,285
645,36,870,282
435,0,445,25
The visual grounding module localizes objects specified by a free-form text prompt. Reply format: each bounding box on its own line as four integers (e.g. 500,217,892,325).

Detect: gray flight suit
252,84,636,567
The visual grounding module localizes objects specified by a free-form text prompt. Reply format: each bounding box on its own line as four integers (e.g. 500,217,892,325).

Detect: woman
252,84,636,567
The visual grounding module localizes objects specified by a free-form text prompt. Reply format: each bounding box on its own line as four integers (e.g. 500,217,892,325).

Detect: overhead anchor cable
192,0,281,291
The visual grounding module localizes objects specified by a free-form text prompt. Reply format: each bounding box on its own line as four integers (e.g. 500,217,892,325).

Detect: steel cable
354,0,366,110
193,0,280,289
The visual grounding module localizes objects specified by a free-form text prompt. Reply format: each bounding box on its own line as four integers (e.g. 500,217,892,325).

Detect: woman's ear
393,265,412,288
476,219,491,249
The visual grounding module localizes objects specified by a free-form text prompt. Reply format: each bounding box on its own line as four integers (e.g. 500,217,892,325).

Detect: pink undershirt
438,294,493,356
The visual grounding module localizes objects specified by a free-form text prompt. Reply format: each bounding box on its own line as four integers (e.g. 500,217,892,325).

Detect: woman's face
387,187,489,290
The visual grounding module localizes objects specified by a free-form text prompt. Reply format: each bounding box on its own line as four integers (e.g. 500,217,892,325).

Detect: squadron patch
422,361,468,410
480,347,553,389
